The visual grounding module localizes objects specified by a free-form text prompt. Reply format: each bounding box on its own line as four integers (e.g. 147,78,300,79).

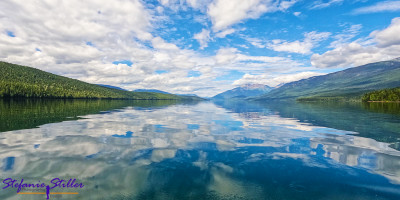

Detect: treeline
297,96,351,102
362,87,400,102
0,62,182,100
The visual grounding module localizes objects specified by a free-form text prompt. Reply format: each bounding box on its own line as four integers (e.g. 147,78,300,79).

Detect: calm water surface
1,99,400,200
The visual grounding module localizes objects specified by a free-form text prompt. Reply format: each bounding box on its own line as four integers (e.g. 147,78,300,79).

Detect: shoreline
0,96,205,101
367,101,400,103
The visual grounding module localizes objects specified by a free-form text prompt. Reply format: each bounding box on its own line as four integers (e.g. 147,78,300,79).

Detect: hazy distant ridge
213,84,272,99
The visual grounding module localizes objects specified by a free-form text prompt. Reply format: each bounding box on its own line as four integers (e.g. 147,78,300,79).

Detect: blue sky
1,0,400,97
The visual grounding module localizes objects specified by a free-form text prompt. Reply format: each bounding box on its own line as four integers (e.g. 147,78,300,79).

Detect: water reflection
0,100,399,199
261,101,400,146
0,99,197,133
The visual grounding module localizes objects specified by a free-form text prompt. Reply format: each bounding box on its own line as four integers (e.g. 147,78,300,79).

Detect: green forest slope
362,87,400,102
0,61,185,100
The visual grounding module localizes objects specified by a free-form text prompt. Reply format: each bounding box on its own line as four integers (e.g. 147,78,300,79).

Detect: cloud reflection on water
0,101,399,199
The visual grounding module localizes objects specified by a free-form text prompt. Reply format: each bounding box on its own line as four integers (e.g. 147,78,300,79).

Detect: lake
1,99,400,200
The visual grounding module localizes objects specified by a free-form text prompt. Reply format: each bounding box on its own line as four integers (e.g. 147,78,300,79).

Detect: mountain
133,89,204,100
213,84,272,99
177,94,205,101
254,58,400,101
133,89,170,94
97,84,127,91
0,61,192,100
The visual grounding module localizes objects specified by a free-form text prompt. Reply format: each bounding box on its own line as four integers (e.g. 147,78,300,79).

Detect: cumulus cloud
208,0,268,31
6,0,395,97
207,0,298,31
371,18,400,47
215,48,239,64
162,0,298,48
311,17,400,68
352,1,400,14
194,29,211,49
0,0,213,95
152,37,180,51
266,31,331,54
0,0,153,62
233,72,325,87
0,0,307,97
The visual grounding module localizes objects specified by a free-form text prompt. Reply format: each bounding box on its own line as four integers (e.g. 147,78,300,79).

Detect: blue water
0,99,400,199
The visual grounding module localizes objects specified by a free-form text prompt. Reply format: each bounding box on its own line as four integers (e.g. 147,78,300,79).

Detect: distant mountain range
97,84,127,91
133,89,170,94
3,57,399,102
0,61,201,100
252,58,400,101
134,89,203,100
212,84,272,99
178,93,202,98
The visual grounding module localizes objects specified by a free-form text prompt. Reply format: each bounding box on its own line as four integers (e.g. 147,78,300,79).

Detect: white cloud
193,29,211,49
311,17,400,68
186,0,211,10
215,28,236,38
215,48,239,64
280,0,299,10
293,12,301,17
207,0,298,31
159,0,170,6
161,0,297,47
311,42,400,68
212,47,310,88
157,0,182,11
152,37,180,51
0,0,153,66
329,24,362,48
236,54,289,63
156,6,164,13
0,0,218,96
157,0,212,12
371,18,400,47
0,0,306,97
352,1,400,14
246,38,266,48
213,47,298,67
267,31,331,54
6,0,386,97
186,0,199,8
309,0,344,10
208,0,268,31
233,72,324,87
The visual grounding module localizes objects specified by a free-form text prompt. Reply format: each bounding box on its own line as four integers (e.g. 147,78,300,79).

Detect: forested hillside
362,87,400,102
0,61,182,100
